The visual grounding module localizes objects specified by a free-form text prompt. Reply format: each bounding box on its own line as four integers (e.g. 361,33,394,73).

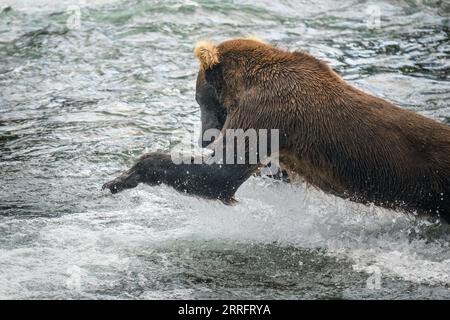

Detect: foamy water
1,178,449,299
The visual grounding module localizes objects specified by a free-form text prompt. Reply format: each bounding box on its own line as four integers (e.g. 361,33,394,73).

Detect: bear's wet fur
194,38,450,221
104,38,450,222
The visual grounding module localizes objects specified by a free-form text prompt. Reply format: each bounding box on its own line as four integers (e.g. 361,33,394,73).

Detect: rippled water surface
1,0,450,299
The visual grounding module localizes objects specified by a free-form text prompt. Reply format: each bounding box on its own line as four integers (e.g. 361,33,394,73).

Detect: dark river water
0,0,449,299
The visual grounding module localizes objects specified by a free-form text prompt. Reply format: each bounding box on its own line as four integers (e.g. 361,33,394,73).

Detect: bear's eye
204,64,224,96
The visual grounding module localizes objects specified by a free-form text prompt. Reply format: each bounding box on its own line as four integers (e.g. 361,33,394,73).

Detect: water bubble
366,5,381,30
66,265,83,291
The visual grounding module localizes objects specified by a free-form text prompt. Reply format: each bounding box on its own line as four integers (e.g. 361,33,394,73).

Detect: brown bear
102,38,450,222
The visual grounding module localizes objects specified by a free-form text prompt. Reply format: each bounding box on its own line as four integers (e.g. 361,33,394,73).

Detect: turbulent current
0,0,449,299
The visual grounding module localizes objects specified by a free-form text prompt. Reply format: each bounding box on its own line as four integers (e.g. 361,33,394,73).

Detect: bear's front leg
102,169,141,194
101,150,259,201
102,152,176,194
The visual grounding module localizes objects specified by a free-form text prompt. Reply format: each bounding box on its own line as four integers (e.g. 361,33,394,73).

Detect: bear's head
194,37,273,147
195,68,226,147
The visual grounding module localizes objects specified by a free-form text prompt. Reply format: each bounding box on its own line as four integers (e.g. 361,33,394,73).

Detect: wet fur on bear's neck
200,38,450,220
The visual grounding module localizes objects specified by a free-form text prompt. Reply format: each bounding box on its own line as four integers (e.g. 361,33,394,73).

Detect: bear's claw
102,172,140,194
102,179,123,194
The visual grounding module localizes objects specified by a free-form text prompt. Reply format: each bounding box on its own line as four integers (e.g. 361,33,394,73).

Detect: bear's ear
194,41,219,71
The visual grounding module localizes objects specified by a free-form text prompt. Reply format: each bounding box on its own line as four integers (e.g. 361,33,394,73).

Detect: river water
0,0,449,299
